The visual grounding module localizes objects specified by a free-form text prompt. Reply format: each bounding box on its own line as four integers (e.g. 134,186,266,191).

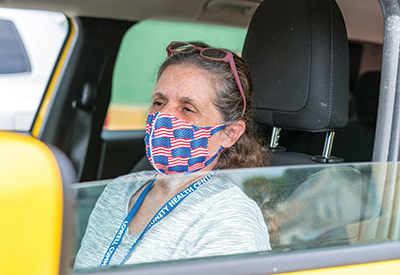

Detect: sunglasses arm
228,58,246,116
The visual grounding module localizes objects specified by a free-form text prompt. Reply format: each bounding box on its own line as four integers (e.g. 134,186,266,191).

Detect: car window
0,8,68,131
105,20,247,131
71,162,400,273
0,19,31,74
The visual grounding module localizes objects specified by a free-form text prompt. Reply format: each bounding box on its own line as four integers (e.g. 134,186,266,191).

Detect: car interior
3,0,379,183
3,0,400,274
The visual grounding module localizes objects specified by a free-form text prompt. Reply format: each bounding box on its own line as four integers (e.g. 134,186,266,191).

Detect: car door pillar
374,0,400,162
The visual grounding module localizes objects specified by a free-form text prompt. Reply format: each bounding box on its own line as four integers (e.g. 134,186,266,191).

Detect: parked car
2,0,400,275
0,7,68,131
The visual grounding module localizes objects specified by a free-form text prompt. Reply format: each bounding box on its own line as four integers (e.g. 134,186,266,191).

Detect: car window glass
0,8,68,131
0,19,31,74
106,20,247,131
72,162,400,271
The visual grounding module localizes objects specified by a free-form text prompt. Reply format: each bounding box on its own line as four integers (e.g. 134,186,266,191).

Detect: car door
70,162,400,275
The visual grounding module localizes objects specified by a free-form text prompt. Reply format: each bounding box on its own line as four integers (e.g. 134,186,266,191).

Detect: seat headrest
243,0,349,132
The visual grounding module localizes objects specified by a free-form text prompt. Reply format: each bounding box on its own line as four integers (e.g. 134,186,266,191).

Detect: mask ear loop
209,118,246,155
207,124,227,156
147,112,165,175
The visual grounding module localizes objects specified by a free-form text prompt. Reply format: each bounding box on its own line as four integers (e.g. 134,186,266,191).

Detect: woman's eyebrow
180,96,200,106
180,96,202,112
152,92,167,100
180,96,195,103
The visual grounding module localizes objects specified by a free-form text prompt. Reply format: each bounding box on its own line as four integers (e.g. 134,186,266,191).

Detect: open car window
0,8,68,131
71,162,400,274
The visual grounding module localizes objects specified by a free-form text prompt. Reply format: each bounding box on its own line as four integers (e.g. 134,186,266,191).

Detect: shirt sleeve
185,192,271,258
74,171,154,269
74,180,127,269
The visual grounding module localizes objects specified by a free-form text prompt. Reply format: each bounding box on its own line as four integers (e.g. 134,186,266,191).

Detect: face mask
145,112,226,175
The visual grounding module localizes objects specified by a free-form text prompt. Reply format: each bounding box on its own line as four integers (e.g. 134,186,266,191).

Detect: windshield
71,162,398,272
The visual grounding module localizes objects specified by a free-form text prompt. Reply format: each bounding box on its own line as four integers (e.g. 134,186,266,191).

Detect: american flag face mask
145,112,226,175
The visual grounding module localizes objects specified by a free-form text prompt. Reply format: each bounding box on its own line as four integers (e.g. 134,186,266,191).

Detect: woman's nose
159,103,180,118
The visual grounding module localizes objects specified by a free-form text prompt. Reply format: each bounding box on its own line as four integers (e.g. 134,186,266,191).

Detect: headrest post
312,131,343,163
270,127,282,148
322,131,335,158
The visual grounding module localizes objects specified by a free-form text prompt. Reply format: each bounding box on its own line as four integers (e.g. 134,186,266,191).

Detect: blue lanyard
100,172,214,267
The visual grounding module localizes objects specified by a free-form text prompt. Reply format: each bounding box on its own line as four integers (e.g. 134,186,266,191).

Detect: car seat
270,42,364,161
239,0,384,250
242,0,349,166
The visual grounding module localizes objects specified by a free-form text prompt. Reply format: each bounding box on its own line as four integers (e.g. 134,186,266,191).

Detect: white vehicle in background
0,8,68,131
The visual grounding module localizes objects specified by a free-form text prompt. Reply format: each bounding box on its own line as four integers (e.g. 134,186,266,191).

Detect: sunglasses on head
166,41,246,117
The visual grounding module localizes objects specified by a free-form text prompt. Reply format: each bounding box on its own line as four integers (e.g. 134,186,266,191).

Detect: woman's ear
221,120,246,148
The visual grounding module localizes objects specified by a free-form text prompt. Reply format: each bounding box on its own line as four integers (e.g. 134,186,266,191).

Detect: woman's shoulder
111,170,156,184
193,172,258,211
105,170,156,191
84,171,157,225
184,172,271,252
204,173,249,198
97,170,156,205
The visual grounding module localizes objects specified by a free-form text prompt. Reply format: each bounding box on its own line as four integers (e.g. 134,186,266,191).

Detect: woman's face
149,63,246,162
149,64,223,127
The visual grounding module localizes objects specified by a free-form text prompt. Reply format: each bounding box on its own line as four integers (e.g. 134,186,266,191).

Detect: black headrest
243,0,349,132
354,71,380,126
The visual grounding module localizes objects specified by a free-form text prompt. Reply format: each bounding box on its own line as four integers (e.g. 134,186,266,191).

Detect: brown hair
158,42,270,169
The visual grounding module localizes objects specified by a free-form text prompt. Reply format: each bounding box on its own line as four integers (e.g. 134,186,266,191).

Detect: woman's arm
186,194,271,258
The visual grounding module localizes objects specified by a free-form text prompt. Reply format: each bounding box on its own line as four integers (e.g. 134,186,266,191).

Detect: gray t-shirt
74,171,271,269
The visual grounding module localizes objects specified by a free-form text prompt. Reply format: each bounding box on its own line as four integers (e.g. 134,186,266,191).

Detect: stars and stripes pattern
145,112,226,174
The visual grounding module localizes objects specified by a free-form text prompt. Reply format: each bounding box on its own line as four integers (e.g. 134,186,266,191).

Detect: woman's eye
153,101,164,108
183,107,194,113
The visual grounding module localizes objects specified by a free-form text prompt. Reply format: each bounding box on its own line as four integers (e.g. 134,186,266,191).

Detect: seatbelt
70,83,97,181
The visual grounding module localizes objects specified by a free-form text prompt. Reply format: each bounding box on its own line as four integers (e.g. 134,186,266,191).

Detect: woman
74,42,271,269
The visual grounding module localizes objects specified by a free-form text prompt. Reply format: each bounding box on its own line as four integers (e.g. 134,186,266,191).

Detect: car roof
1,0,383,44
